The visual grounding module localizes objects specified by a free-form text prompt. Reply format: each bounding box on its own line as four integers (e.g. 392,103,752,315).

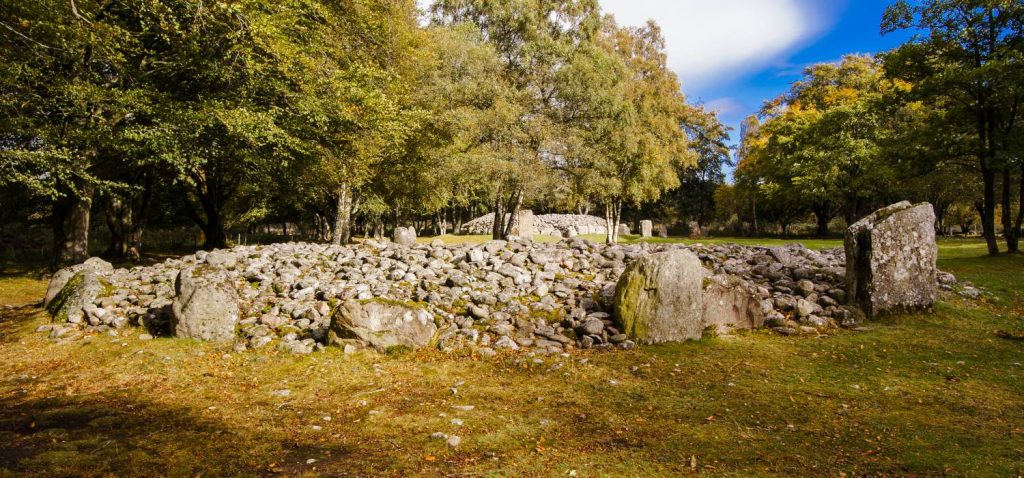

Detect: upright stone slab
845,201,938,317
171,265,240,342
640,220,653,238
511,210,537,239
393,227,417,246
616,223,631,238
612,249,707,343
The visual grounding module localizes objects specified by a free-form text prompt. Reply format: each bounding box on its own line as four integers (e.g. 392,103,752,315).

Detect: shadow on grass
0,391,363,477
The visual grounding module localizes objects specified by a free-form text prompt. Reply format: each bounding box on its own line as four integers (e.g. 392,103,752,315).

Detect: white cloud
598,0,822,90
703,97,743,117
418,0,825,91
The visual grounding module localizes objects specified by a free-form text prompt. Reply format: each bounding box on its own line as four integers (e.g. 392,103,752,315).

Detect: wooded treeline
2,0,1022,266
0,0,730,266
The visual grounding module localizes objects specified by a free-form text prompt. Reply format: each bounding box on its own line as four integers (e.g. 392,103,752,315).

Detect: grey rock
46,270,105,324
328,300,437,351
702,274,766,334
845,202,938,317
171,266,240,342
613,249,706,343
393,227,417,246
44,257,113,308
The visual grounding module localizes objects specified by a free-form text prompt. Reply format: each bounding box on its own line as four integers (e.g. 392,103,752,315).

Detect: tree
883,0,1024,254
739,55,901,236
431,0,603,239
576,20,694,244
0,0,151,265
670,105,732,232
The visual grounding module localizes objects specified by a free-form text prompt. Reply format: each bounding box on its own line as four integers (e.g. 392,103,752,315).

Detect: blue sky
596,0,917,158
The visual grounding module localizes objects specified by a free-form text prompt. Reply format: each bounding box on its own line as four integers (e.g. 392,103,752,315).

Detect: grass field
1,238,1022,477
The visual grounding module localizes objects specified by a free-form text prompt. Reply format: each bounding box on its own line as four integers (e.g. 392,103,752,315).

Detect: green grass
0,238,1022,477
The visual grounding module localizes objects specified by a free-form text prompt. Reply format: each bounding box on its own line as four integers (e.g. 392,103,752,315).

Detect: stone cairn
461,213,607,238
41,202,964,355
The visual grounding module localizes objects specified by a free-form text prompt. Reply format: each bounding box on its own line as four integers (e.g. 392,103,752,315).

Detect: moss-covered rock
43,257,113,308
46,270,103,324
612,249,706,344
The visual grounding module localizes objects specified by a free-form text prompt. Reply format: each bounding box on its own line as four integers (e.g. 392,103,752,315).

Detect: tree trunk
979,167,999,255
604,199,622,245
1002,166,1021,253
491,196,505,240
1007,165,1024,252
502,190,523,239
815,213,829,237
104,195,128,258
332,182,352,245
52,182,93,268
103,177,151,261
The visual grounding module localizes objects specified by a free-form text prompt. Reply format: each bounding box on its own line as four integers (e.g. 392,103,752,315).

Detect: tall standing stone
511,210,537,239
616,223,631,238
845,201,938,317
640,220,653,238
612,249,707,343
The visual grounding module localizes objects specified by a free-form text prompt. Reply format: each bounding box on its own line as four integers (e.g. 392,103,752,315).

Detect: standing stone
616,223,631,237
688,221,703,238
171,266,240,342
393,227,417,246
328,300,437,351
511,210,537,239
612,249,706,343
845,201,938,317
640,220,653,238
702,274,765,334
44,257,113,308
46,270,105,324
655,224,669,238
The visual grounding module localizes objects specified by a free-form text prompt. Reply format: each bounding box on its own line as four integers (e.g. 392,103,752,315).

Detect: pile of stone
460,213,610,237
40,202,954,356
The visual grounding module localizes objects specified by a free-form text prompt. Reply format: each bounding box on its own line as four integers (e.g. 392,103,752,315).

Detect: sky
595,0,917,156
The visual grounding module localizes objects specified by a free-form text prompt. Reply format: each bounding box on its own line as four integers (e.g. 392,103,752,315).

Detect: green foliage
881,0,1024,252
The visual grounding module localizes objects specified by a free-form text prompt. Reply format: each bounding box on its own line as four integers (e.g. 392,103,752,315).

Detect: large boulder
702,274,766,334
393,227,417,246
46,270,105,324
612,249,706,343
44,257,113,308
845,201,938,317
328,300,438,351
171,265,240,342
